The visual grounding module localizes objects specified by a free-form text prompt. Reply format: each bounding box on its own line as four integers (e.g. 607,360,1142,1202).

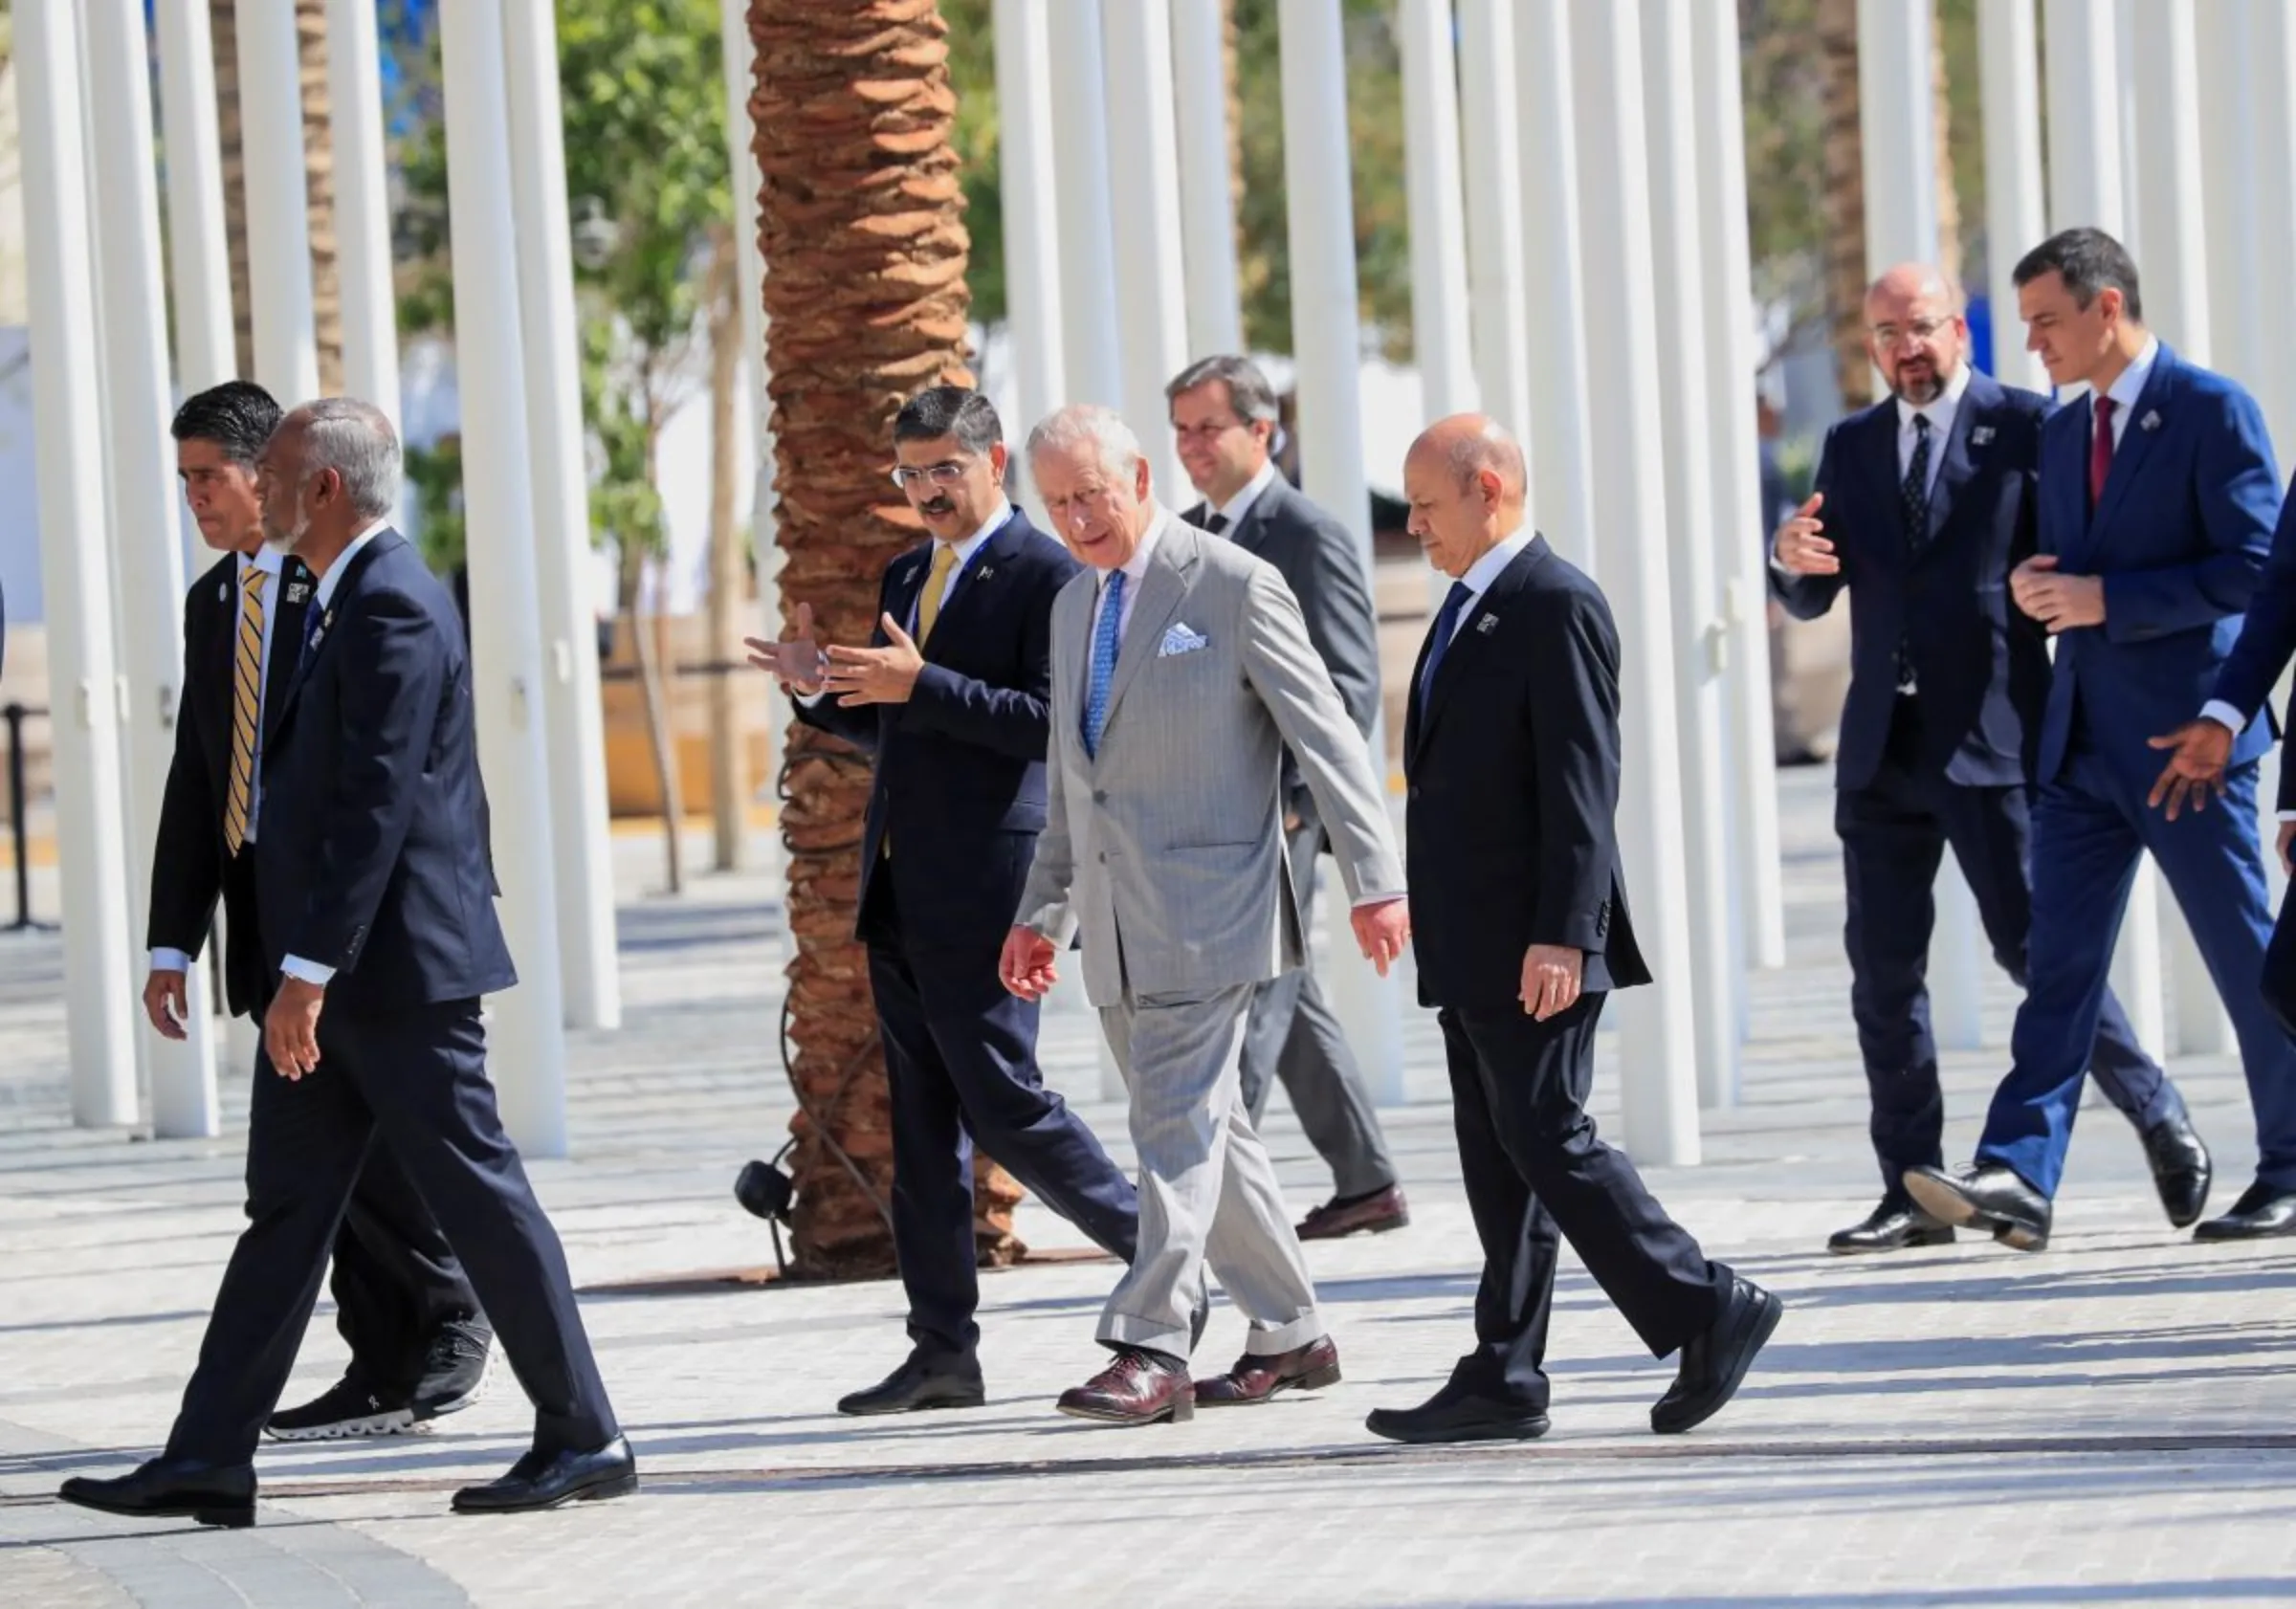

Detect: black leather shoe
1903,1162,2052,1251
1651,1273,1782,1435
1826,1201,1955,1254
59,1457,255,1529
837,1350,985,1416
2140,1112,2213,1228
452,1435,637,1514
1366,1378,1550,1444
2193,1182,2296,1242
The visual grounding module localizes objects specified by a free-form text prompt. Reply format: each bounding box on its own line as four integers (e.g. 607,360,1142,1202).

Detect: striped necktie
224,567,267,855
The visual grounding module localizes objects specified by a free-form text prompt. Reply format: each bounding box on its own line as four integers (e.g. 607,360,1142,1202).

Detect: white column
1857,0,1939,274
1689,0,1786,978
1640,0,1739,1108
1570,0,1699,1163
1280,0,1407,1098
1101,0,1192,502
85,0,222,1137
155,0,237,395
1513,2,1600,578
1399,0,1475,423
1979,0,2050,392
19,0,142,1129
994,0,1068,471
1456,0,1532,441
2197,1,2262,403
1169,0,1244,357
2247,3,2296,455
234,0,320,401
327,0,399,423
440,0,571,1154
1046,3,1125,412
502,0,622,1035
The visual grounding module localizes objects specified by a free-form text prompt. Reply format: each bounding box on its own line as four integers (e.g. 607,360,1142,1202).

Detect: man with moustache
1373,415,1777,1444
144,381,495,1437
1003,404,1408,1425
1772,267,2203,1256
751,386,1144,1414
1166,355,1406,1242
1908,230,2296,1248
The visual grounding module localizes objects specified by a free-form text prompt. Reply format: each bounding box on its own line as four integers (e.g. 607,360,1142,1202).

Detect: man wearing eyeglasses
1165,355,1406,1244
1772,263,2202,1256
747,386,1142,1417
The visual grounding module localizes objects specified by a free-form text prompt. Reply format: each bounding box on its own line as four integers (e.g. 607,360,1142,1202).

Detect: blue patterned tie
1418,580,1474,707
1083,570,1126,758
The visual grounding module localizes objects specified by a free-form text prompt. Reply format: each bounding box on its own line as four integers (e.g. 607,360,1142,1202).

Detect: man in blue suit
751,386,1142,1414
1774,265,2201,1255
1907,229,2296,1248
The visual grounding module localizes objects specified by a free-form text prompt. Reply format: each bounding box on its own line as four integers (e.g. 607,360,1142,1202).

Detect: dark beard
1892,367,1945,407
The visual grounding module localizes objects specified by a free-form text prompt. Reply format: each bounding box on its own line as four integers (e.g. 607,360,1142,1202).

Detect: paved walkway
2,769,2294,1606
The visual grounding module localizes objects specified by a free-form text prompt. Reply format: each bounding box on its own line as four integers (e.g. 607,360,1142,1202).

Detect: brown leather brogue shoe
1055,1349,1193,1425
1296,1184,1410,1241
1194,1335,1341,1405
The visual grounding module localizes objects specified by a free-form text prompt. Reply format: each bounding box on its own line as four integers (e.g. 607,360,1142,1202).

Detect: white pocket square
1157,623,1210,657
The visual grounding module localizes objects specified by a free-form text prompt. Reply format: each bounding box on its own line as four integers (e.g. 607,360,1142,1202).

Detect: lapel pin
974,564,993,582
1971,426,1995,447
218,581,229,603
285,580,311,606
2141,409,2162,431
1475,613,1499,635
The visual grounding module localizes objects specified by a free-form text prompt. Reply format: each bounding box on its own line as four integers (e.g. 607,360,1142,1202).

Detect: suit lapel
1225,482,1278,557
916,509,1022,652
1093,518,1195,751
273,532,405,740
1411,539,1547,761
887,545,932,640
262,560,314,747
1920,382,1986,550
2086,345,2178,550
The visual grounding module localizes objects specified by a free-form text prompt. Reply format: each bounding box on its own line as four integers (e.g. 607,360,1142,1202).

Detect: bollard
6,703,30,932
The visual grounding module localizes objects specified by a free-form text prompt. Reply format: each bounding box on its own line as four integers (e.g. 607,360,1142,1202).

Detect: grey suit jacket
1016,513,1405,1006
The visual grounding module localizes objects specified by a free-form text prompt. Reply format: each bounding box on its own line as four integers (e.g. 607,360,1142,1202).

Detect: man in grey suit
1002,405,1411,1427
1167,355,1408,1240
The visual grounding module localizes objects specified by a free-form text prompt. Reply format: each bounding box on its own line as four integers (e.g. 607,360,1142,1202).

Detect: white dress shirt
1897,361,1969,492
1087,506,1171,647
2100,334,2160,452
1210,459,1280,531
1440,528,1536,646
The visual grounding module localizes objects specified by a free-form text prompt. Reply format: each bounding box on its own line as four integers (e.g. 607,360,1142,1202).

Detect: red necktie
2088,396,2116,507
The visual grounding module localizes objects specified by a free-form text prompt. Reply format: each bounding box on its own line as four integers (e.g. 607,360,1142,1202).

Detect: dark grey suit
1183,477,1398,1200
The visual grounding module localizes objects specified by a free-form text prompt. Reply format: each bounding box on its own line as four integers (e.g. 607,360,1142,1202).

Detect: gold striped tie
224,567,267,855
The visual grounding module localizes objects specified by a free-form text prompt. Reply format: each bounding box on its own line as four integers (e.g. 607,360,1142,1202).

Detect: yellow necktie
224,567,268,855
916,542,959,645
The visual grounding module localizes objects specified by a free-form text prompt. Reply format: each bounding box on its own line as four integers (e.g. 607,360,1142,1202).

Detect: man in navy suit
1365,415,1778,1445
63,400,633,1525
1908,230,2296,1248
1773,266,2203,1255
751,386,1141,1415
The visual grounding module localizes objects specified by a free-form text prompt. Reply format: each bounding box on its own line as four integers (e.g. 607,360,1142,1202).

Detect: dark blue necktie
1419,581,1474,706
296,598,324,678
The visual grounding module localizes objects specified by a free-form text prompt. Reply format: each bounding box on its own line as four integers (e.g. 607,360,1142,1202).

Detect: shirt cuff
149,948,192,973
2280,811,2296,825
280,955,336,987
1351,890,1407,910
2199,699,2249,736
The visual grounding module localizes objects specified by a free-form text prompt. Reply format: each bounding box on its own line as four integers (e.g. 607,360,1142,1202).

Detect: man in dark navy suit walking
751,386,1140,1415
1774,264,2204,1255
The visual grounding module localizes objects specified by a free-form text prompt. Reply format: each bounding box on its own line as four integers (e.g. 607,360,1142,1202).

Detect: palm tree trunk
210,0,254,381
748,0,1021,1278
297,0,344,394
1816,0,1871,408
1929,6,1962,287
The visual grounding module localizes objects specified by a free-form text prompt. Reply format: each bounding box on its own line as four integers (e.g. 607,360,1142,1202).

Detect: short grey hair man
290,397,404,519
1026,403,1149,483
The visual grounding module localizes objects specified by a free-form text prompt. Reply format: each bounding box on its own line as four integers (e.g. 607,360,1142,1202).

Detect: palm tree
1816,0,1870,409
747,0,1021,1276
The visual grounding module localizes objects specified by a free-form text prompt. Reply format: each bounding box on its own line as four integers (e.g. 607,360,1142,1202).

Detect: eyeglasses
887,460,972,490
1870,318,1951,347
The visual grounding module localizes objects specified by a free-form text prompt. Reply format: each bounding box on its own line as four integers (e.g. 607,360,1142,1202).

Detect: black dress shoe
1651,1273,1782,1435
452,1435,637,1514
1903,1162,2052,1251
59,1457,255,1529
2140,1112,2213,1228
837,1350,985,1416
1826,1201,1956,1254
1365,1379,1550,1444
2193,1181,2296,1241
1189,1285,1211,1355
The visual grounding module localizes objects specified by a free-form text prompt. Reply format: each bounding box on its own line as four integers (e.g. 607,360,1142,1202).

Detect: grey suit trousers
1096,983,1323,1359
1237,809,1401,1200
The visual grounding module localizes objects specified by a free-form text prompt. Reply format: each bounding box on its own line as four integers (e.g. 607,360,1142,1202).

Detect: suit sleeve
284,590,446,974
1527,587,1624,954
1013,603,1080,945
1239,562,1404,902
2102,388,2279,644
896,562,1058,760
1285,512,1381,739
145,591,223,956
2208,468,2296,720
1767,425,1847,621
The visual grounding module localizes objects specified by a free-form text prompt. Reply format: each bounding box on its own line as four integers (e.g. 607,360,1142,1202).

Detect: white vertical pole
2197,1,2262,404
1047,3,1126,413
1689,0,1787,978
19,0,143,1130
440,0,571,1155
235,0,321,403
995,0,1070,479
155,0,238,396
1570,0,1699,1164
85,0,222,1138
1641,0,1740,1109
1456,0,1533,443
1279,0,1408,1100
1513,2,1600,579
1979,0,2051,392
503,0,624,1034
1399,0,1477,617
2246,3,2296,456
1169,0,1245,358
327,0,400,425
1101,0,1192,503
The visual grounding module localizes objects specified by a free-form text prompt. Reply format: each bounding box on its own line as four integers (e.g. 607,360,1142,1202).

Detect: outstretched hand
743,600,828,694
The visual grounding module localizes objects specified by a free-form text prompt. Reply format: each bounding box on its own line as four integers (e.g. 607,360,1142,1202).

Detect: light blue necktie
1083,570,1126,758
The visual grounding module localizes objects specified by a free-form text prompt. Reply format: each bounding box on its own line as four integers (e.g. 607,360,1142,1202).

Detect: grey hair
286,397,401,520
1025,404,1146,480
1164,354,1280,424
